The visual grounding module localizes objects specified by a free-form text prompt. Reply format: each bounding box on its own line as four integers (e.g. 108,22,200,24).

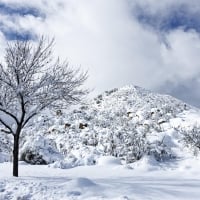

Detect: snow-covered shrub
146,139,175,161
181,126,200,155
20,135,63,164
20,150,48,164
0,133,12,154
122,130,146,163
95,122,147,163
0,133,12,163
49,151,98,169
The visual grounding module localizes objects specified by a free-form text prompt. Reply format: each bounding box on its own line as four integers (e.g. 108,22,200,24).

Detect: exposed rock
79,123,88,129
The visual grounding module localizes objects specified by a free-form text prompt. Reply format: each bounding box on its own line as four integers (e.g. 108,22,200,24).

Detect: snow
97,156,122,166
0,152,10,163
1,158,200,199
1,85,200,199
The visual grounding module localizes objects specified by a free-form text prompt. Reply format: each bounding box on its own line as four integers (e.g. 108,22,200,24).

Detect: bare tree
0,37,88,177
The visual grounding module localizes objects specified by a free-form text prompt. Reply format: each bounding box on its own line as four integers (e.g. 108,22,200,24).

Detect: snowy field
1,156,200,200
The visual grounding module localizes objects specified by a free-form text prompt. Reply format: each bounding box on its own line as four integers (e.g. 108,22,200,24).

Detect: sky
0,0,200,107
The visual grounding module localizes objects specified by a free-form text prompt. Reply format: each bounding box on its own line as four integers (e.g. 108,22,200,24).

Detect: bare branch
1,129,12,134
22,112,37,129
0,108,19,125
0,117,14,135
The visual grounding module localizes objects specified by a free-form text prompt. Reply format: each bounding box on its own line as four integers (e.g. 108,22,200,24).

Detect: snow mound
130,155,160,171
49,160,73,169
98,156,122,166
69,177,97,187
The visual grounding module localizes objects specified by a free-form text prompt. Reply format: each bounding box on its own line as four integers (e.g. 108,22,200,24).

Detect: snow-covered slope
1,85,200,166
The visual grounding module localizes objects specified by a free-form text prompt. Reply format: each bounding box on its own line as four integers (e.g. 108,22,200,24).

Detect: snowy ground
1,86,200,199
1,156,200,200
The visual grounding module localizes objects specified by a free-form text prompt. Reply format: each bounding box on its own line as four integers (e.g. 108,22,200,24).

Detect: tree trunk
13,134,20,177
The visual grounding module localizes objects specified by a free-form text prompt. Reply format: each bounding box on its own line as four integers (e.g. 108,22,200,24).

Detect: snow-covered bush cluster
180,126,200,155
20,135,63,164
0,85,200,167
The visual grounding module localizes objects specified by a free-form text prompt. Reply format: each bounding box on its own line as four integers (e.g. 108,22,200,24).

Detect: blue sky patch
0,2,45,18
135,5,200,33
0,22,36,41
2,30,37,41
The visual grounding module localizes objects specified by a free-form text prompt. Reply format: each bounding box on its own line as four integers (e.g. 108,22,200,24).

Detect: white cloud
161,29,200,81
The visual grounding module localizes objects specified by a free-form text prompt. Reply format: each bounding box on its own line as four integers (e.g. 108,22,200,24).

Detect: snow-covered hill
1,85,200,167
1,85,200,199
